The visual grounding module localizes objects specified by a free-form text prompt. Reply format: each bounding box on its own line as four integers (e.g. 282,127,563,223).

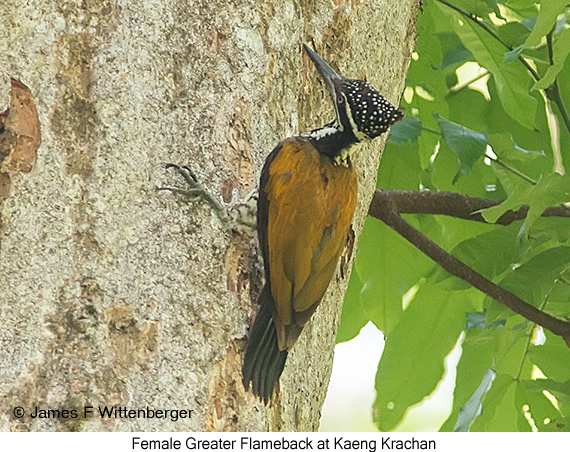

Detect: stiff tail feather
242,284,288,403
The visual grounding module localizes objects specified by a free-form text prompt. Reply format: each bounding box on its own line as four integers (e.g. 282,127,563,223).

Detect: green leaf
472,326,532,431
529,331,570,382
482,0,504,19
406,4,450,169
542,417,570,432
441,40,473,69
441,327,497,431
417,129,441,171
416,207,492,252
344,141,432,337
354,217,433,336
494,323,533,377
503,44,525,64
507,247,570,307
484,77,554,179
373,285,473,431
408,5,446,97
498,22,532,48
515,382,560,431
515,172,570,238
379,140,423,191
554,12,568,34
531,217,570,245
491,164,525,197
453,369,496,431
486,246,570,324
441,324,529,431
436,114,488,183
471,373,519,431
431,143,502,197
455,17,538,129
533,28,570,90
543,272,570,318
388,117,422,146
448,88,490,134
481,173,570,237
337,269,369,343
465,311,488,330
504,0,538,11
431,222,524,288
488,133,546,162
524,0,568,47
525,379,570,406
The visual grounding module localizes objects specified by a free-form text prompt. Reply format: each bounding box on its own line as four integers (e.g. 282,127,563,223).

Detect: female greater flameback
242,44,403,402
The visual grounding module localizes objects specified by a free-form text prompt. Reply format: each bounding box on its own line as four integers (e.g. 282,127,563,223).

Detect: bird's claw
165,164,199,185
159,164,224,215
159,164,258,235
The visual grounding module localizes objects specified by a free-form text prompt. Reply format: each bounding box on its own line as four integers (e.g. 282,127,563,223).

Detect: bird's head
303,44,403,143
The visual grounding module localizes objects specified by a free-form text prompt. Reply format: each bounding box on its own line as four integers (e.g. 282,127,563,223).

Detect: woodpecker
161,45,402,402
241,44,403,402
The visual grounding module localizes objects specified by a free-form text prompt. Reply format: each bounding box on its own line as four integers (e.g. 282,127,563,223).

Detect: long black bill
303,44,343,105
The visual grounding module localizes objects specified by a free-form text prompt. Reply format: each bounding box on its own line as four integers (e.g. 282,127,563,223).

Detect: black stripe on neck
306,127,358,163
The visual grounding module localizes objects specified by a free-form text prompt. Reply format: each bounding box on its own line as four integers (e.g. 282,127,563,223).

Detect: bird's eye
337,95,344,103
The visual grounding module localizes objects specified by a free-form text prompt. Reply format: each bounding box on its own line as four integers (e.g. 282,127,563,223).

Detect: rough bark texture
0,0,419,432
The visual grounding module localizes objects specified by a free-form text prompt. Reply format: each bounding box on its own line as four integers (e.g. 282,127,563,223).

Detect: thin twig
546,31,555,66
421,126,441,135
369,191,570,344
447,70,489,96
488,155,538,185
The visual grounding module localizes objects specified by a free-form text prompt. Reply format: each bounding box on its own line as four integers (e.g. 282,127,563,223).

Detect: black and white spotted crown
340,79,403,139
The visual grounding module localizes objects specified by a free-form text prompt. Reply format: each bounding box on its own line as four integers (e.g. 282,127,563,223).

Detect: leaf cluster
339,0,570,432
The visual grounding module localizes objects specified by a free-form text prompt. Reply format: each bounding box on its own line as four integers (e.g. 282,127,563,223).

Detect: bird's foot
159,164,257,235
158,164,225,216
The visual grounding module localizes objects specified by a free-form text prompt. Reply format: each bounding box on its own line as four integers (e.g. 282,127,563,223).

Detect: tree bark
0,0,419,431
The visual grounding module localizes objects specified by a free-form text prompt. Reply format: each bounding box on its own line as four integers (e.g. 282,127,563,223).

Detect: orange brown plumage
242,45,402,402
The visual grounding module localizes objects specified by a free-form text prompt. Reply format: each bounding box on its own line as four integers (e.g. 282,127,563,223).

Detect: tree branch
368,190,570,345
372,189,570,225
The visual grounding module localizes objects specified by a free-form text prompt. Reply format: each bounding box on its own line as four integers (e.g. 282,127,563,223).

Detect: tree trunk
0,0,419,431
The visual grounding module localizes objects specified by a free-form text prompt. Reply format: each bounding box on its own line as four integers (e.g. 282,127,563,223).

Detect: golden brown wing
261,137,358,350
